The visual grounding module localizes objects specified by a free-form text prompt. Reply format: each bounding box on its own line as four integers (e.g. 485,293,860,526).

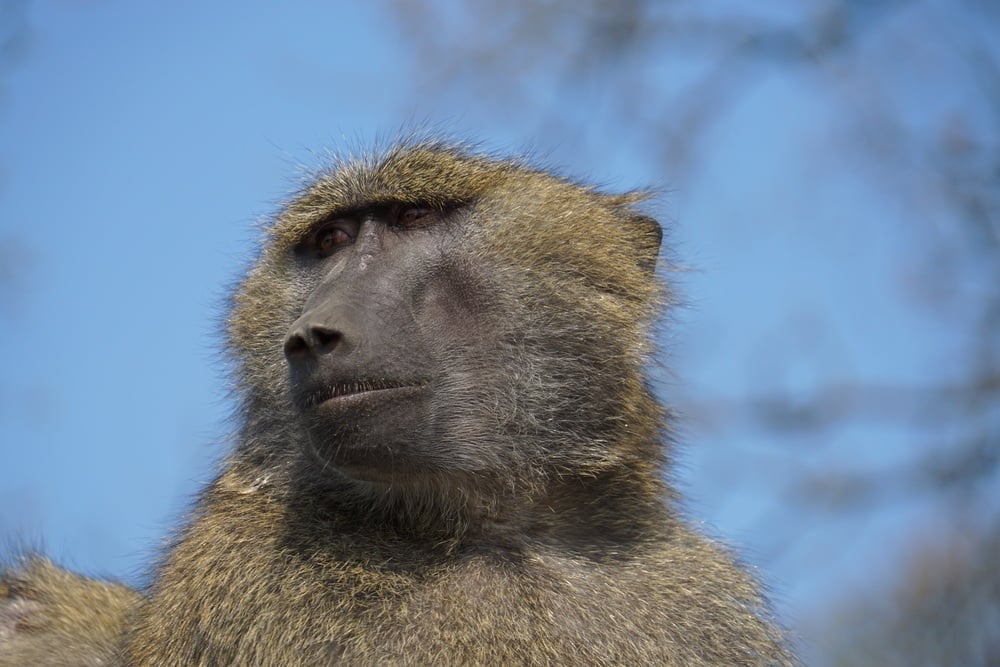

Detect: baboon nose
283,324,343,360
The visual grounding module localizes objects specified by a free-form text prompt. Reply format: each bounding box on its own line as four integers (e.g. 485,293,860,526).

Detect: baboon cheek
415,263,500,348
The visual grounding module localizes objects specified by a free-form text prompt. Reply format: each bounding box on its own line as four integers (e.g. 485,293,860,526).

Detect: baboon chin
1,140,796,666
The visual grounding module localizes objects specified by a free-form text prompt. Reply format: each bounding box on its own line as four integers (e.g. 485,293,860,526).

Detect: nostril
283,332,310,359
283,325,344,360
311,326,341,352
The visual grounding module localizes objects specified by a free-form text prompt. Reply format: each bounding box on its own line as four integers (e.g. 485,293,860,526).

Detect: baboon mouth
299,380,423,409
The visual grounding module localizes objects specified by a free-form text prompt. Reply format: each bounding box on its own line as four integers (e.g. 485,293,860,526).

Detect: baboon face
280,202,499,482
232,145,664,487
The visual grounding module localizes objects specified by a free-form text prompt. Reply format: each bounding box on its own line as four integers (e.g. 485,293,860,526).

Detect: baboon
1,141,795,665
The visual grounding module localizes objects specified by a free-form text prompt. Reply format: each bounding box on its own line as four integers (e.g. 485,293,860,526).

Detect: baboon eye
397,207,433,229
311,220,354,258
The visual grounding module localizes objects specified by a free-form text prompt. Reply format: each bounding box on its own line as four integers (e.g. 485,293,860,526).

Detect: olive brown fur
1,141,795,665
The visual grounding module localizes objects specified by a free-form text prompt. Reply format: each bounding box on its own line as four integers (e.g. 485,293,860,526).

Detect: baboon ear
632,214,662,273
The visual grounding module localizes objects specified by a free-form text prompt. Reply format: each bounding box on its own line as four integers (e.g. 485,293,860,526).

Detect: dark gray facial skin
282,203,497,483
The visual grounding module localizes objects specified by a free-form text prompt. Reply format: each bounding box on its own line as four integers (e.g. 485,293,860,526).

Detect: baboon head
228,142,665,502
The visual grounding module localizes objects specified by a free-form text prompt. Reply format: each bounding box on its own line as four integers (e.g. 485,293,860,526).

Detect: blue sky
1,2,990,652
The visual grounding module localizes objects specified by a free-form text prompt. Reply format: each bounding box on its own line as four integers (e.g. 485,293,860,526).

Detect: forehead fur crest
267,142,650,251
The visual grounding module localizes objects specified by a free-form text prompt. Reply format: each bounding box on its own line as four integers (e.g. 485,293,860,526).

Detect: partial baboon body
0,557,139,665
1,141,795,665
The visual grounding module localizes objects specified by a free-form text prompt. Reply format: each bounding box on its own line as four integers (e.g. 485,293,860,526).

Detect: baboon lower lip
300,380,424,409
